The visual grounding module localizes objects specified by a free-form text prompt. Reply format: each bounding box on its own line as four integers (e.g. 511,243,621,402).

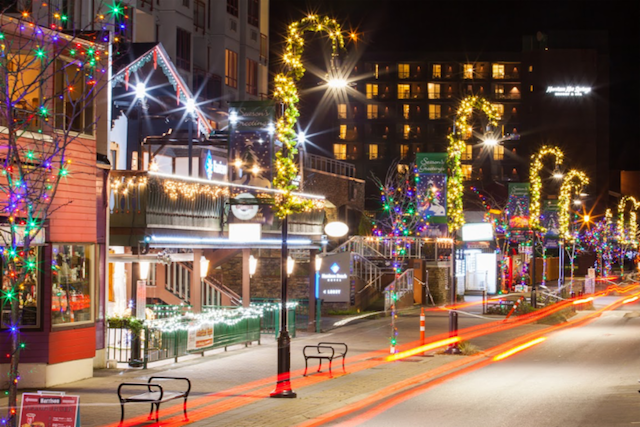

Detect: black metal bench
117,376,191,425
303,342,348,377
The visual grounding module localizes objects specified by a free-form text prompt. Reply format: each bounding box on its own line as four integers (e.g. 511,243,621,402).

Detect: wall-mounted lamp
249,255,258,278
200,255,210,279
287,255,295,276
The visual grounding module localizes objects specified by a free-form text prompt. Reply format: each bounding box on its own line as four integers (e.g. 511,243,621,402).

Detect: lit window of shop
51,244,94,326
1,247,41,329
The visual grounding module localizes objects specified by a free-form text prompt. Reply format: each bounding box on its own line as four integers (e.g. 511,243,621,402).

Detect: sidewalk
2,301,551,427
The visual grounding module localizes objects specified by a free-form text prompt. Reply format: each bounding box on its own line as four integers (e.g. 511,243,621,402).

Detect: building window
493,145,504,160
225,49,238,88
492,64,505,79
461,144,473,161
176,27,191,70
334,143,347,160
374,64,379,79
51,244,94,326
337,104,347,119
339,124,347,140
227,0,238,16
428,104,441,120
397,84,410,99
194,0,206,29
246,58,258,95
368,144,379,160
54,59,94,135
432,64,441,79
247,0,259,27
398,63,410,79
464,64,474,79
366,84,378,99
493,103,504,118
495,84,504,95
462,164,472,180
403,104,410,120
367,104,378,119
529,65,533,72
403,124,411,139
427,83,440,99
260,34,268,62
400,144,409,158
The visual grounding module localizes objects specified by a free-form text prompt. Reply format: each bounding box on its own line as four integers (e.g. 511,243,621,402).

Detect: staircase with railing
384,269,415,311
149,261,242,307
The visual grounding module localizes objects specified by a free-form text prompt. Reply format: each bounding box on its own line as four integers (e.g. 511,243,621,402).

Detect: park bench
117,376,191,425
303,342,348,377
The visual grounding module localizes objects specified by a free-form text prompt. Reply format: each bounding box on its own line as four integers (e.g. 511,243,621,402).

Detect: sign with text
187,321,214,352
318,252,351,303
20,392,80,427
416,153,447,227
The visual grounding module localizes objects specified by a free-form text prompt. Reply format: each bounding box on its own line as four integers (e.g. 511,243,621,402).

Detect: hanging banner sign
508,183,530,231
416,153,448,237
20,392,80,427
542,199,560,248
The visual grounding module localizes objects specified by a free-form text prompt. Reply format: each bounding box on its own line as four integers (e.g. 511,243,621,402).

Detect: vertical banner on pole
542,200,560,248
507,183,531,231
416,153,448,238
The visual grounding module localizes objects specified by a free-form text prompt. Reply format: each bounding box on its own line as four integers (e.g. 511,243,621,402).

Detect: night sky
269,0,640,170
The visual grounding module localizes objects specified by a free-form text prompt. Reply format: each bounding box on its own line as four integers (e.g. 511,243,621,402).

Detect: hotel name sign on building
546,86,591,97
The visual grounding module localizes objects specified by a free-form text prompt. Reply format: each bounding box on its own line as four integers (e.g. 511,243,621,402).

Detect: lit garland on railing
529,146,564,231
616,196,640,247
272,15,345,218
446,96,499,232
162,180,229,200
558,170,589,240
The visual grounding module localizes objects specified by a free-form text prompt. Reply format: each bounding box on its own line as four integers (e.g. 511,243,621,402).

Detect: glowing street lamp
135,82,146,99
249,255,258,278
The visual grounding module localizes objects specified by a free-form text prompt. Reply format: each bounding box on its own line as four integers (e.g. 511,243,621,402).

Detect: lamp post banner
508,183,531,232
542,199,560,248
416,153,448,235
318,252,352,303
229,101,276,187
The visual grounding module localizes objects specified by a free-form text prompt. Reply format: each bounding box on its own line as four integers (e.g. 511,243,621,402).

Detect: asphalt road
332,299,640,427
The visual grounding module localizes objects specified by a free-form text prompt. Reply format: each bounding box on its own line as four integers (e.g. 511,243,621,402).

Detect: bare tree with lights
370,160,431,353
0,5,112,424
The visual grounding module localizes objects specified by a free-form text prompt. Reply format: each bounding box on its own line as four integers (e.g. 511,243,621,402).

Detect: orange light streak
572,297,594,305
492,337,547,361
623,296,639,304
386,337,460,362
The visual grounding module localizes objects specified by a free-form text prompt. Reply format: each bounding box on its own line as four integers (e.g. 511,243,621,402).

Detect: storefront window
51,244,94,326
1,247,41,329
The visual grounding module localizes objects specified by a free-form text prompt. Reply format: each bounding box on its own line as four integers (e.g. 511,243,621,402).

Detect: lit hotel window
462,164,472,180
428,83,440,99
367,104,378,119
368,144,378,160
493,103,504,118
334,143,347,160
403,104,410,120
432,64,441,79
495,84,504,97
398,84,410,99
461,144,473,160
493,145,504,160
337,104,347,119
492,64,505,79
339,124,347,139
366,84,378,99
398,63,410,79
374,64,379,79
428,104,441,120
403,124,411,139
400,144,409,158
464,64,474,79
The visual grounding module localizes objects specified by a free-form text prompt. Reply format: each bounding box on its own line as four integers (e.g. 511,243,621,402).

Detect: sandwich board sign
20,392,80,427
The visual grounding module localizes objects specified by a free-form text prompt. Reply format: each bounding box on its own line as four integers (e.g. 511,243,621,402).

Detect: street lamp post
269,15,346,398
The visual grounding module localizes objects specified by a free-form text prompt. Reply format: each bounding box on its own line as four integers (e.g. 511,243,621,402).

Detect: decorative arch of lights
558,169,589,240
272,15,345,218
616,195,640,247
446,96,500,232
529,145,565,232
